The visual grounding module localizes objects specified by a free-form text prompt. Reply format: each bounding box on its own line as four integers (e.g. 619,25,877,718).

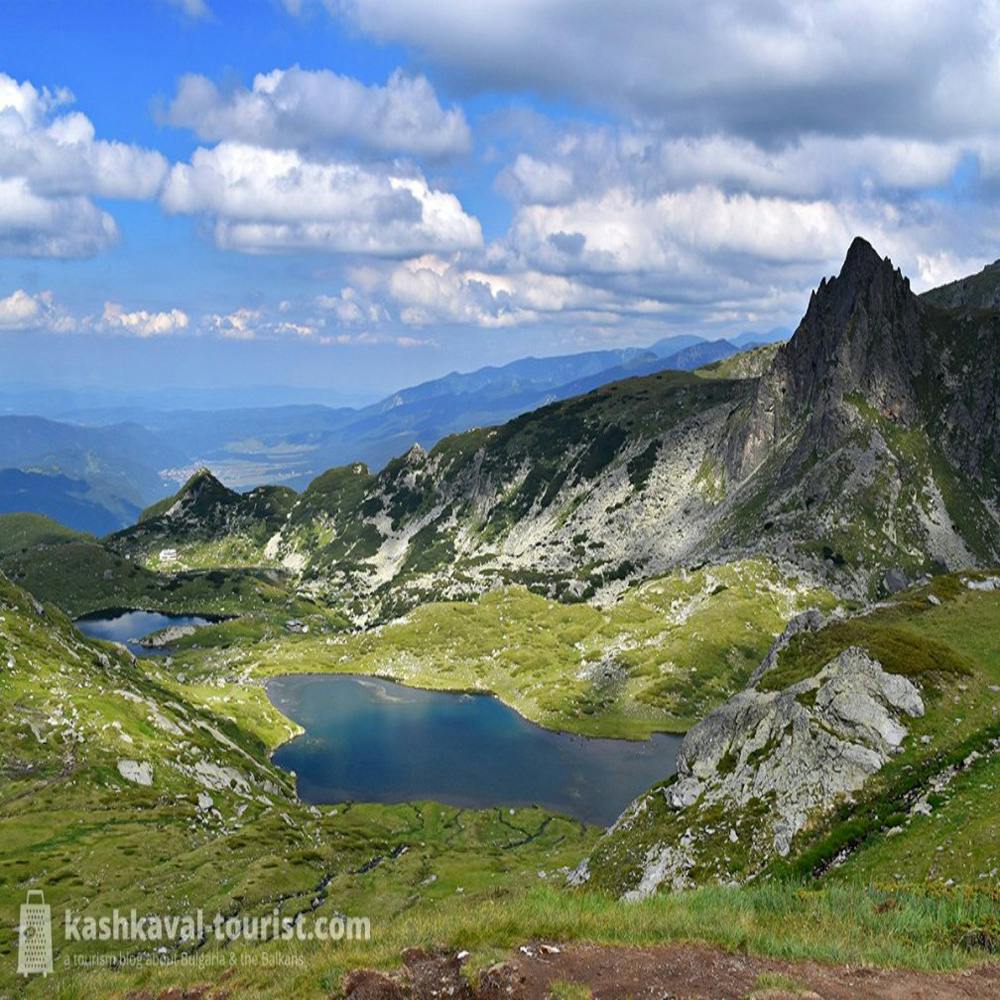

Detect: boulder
117,759,153,786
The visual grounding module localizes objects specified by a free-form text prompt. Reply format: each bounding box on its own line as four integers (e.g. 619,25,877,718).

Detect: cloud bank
162,142,482,256
0,74,167,257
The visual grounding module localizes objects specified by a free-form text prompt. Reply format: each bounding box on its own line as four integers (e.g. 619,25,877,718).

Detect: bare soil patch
340,942,1000,1000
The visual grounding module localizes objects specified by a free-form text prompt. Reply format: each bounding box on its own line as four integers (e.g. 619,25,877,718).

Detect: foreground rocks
666,648,924,859
117,758,154,785
582,644,927,898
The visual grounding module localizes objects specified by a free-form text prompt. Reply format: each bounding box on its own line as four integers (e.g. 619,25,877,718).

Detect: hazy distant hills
139,337,780,488
0,332,787,532
0,416,183,532
0,470,140,535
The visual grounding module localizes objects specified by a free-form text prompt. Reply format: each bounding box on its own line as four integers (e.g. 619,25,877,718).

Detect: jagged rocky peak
181,466,224,491
728,237,926,477
154,467,240,523
779,236,923,411
175,467,234,502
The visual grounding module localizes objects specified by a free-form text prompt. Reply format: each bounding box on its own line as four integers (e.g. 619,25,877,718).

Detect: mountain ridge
98,238,1000,623
922,258,1000,311
0,338,751,519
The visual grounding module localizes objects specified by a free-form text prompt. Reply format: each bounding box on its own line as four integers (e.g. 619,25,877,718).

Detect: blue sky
1,0,999,404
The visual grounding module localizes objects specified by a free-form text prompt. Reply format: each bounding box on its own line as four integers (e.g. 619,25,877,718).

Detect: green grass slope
1,566,997,998
0,512,91,555
0,571,595,996
0,538,318,619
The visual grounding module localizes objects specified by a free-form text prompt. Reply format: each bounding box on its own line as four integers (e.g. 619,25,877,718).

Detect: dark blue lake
75,610,212,656
267,674,682,826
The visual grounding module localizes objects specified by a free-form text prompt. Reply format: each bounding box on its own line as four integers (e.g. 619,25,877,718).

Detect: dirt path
341,942,1000,1000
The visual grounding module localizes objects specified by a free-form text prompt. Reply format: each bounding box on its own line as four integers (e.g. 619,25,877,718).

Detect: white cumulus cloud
206,308,262,340
206,307,328,341
101,302,190,338
0,73,168,257
378,255,684,329
315,287,388,325
498,128,965,206
0,178,118,258
167,66,470,157
162,142,482,256
508,185,855,276
0,288,73,331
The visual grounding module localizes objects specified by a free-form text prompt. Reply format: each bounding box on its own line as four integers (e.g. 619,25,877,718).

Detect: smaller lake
75,610,212,657
268,674,682,827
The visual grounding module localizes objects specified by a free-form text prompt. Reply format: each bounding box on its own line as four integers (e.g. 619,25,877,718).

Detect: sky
1,0,999,404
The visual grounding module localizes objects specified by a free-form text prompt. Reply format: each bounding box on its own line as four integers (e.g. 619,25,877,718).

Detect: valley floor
3,544,999,998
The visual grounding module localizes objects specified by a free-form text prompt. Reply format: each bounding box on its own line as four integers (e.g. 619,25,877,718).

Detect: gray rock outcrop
668,649,923,858
603,646,925,899
117,759,153,786
748,608,826,686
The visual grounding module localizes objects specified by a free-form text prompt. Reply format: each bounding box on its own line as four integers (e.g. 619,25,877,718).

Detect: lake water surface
268,674,682,826
75,610,212,656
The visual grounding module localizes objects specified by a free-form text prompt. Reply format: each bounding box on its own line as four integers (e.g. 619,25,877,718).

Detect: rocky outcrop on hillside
580,645,925,899
109,468,295,561
665,649,923,853
747,608,827,686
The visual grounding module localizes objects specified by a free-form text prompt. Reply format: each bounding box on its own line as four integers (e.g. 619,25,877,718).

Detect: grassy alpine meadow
2,525,998,996
165,558,840,739
0,571,600,996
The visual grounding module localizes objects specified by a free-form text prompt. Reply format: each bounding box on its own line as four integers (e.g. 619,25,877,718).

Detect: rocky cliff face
268,372,748,621
713,238,999,593
729,238,926,479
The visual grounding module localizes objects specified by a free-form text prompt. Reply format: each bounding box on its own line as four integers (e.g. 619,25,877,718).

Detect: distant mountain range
0,416,184,532
0,331,789,532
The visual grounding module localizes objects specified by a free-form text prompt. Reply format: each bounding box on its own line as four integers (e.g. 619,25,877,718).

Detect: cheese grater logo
18,890,53,976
